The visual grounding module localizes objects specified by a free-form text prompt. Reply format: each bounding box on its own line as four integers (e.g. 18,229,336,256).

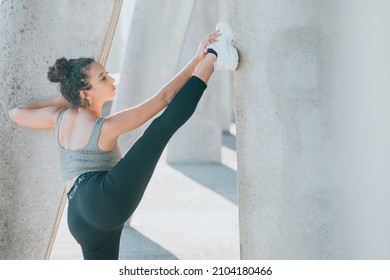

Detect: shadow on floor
170,163,237,205
169,131,237,205
119,227,178,260
223,131,236,151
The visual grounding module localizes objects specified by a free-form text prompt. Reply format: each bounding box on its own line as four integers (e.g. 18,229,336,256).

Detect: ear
80,90,88,100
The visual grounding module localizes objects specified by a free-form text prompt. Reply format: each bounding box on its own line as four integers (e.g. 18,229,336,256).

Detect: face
82,61,116,104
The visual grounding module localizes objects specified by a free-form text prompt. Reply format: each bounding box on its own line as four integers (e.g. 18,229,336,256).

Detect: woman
9,22,238,260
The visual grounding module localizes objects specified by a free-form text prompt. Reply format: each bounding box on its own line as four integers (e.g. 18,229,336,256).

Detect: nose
110,73,120,86
109,76,116,87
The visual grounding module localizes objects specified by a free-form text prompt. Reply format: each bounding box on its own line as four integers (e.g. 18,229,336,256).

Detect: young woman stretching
9,22,238,260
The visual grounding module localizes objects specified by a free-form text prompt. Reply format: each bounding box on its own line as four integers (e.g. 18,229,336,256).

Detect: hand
194,29,220,63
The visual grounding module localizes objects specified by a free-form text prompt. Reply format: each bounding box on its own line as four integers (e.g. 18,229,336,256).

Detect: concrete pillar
219,72,234,133
166,0,231,164
102,0,135,116
105,0,135,75
334,1,390,259
0,0,119,259
110,0,196,153
234,0,390,259
218,0,235,133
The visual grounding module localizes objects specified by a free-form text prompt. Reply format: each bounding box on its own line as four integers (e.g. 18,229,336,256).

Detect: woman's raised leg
100,54,218,222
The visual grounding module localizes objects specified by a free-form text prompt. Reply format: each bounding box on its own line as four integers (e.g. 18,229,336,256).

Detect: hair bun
47,57,71,83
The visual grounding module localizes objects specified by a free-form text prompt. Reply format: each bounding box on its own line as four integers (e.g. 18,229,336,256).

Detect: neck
83,101,103,117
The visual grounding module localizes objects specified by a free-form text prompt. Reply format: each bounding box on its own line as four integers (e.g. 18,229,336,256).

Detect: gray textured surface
0,0,116,259
233,0,345,260
234,0,390,259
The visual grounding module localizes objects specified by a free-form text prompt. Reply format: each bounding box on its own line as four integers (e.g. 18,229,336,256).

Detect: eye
101,72,109,81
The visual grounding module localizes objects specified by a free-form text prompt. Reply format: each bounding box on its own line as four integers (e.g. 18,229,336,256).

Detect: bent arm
104,56,202,138
8,96,69,128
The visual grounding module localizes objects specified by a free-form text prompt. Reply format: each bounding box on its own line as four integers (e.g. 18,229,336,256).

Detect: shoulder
98,117,120,150
53,108,68,126
99,115,119,135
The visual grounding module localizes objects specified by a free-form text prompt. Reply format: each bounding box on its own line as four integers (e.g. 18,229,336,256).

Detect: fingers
196,29,221,58
205,29,220,44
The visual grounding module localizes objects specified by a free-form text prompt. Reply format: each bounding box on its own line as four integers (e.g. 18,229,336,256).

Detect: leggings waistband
67,172,97,200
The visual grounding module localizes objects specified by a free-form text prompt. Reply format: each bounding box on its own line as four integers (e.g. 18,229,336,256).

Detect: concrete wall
334,1,390,258
105,0,135,75
234,0,390,259
218,0,235,133
0,0,118,259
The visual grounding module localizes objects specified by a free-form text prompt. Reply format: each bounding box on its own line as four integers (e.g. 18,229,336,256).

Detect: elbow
166,95,173,105
162,89,174,105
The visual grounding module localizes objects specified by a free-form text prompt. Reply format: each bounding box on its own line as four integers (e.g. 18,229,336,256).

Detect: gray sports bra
56,109,122,181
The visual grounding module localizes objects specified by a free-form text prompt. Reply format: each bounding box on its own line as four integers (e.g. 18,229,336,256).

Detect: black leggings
67,76,207,259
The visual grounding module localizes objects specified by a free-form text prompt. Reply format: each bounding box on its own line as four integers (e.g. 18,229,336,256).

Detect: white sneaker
208,22,239,71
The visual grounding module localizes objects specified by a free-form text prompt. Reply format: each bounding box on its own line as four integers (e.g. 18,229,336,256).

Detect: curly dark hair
47,57,95,108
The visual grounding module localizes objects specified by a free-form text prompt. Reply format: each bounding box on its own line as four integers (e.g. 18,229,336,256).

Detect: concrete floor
50,131,239,260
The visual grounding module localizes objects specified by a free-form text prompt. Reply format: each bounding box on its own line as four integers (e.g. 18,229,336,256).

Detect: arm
103,30,219,139
8,96,69,128
104,57,200,136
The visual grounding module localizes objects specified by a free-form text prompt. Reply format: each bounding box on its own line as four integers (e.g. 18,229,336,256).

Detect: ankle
206,48,218,57
205,53,217,62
